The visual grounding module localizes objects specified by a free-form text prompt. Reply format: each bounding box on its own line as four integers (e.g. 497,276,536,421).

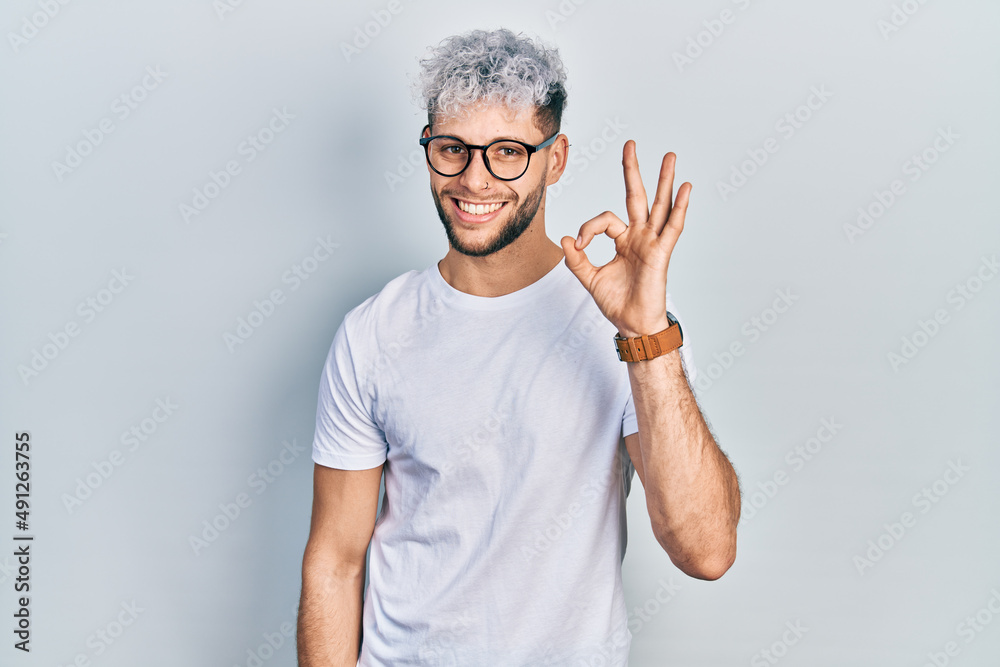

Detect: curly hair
412,28,568,137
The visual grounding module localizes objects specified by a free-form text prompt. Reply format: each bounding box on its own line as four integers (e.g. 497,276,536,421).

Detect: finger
560,235,599,289
622,140,649,227
658,181,691,251
574,210,628,251
648,152,676,235
563,211,628,289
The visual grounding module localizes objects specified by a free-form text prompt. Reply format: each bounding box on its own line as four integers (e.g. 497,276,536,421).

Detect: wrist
614,313,683,363
617,323,670,339
616,315,671,339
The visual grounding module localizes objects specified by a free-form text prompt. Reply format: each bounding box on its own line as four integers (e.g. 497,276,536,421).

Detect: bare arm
624,351,740,580
297,462,383,666
561,142,739,580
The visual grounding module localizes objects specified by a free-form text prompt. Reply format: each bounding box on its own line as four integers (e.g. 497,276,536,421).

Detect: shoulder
340,268,426,335
322,269,427,382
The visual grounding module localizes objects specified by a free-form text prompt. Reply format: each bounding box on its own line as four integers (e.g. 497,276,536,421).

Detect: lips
451,197,508,224
456,199,504,215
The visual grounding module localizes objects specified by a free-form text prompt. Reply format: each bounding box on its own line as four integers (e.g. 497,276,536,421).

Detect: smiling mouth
453,198,507,216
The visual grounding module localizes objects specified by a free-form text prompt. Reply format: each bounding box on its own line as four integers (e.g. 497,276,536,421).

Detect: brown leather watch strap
614,319,683,362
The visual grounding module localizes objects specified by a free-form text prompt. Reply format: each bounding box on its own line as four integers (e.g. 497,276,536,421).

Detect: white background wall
1,1,998,665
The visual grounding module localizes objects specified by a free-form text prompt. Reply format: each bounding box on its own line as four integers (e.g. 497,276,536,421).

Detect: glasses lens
486,141,530,179
426,138,531,179
427,138,469,176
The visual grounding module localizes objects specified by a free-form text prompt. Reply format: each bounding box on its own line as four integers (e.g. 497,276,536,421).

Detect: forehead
433,103,541,143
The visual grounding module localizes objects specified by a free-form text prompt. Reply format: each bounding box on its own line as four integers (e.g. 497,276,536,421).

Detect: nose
458,147,494,190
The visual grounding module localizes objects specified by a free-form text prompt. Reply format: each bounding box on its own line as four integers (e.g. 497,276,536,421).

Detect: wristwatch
614,311,683,362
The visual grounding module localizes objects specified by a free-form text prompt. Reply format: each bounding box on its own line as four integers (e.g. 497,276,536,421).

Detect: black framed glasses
419,125,558,181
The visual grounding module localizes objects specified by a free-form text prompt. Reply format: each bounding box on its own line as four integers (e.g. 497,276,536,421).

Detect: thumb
560,235,597,288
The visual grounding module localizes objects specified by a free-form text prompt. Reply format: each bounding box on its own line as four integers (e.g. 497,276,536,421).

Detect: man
298,28,740,666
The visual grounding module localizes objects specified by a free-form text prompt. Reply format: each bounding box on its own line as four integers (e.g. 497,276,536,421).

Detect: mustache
441,191,512,203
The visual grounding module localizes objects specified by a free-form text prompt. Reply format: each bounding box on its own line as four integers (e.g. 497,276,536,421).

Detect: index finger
622,140,649,227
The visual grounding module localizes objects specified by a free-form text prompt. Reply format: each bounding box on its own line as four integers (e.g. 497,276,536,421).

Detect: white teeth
457,200,503,215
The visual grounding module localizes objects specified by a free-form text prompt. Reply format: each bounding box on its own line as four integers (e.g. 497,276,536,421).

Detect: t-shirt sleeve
312,317,389,470
621,293,698,438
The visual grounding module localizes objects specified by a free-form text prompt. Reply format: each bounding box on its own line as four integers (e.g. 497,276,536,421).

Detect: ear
421,125,434,176
544,134,569,186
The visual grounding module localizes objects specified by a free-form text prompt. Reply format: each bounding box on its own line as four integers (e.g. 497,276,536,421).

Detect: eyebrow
438,133,530,145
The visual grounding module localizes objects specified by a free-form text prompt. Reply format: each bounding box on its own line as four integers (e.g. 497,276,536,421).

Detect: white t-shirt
312,258,696,666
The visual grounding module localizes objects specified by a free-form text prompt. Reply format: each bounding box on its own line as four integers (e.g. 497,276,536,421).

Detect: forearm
628,349,740,579
297,557,365,666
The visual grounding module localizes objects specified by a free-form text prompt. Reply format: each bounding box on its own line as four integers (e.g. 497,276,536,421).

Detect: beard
431,174,546,257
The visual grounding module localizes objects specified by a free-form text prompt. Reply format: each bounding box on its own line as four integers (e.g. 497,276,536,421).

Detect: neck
438,220,566,297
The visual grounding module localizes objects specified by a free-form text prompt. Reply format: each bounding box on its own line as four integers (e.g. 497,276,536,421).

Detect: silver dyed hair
413,28,568,136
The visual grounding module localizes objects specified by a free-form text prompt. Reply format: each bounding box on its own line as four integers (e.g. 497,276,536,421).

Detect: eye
490,143,528,160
